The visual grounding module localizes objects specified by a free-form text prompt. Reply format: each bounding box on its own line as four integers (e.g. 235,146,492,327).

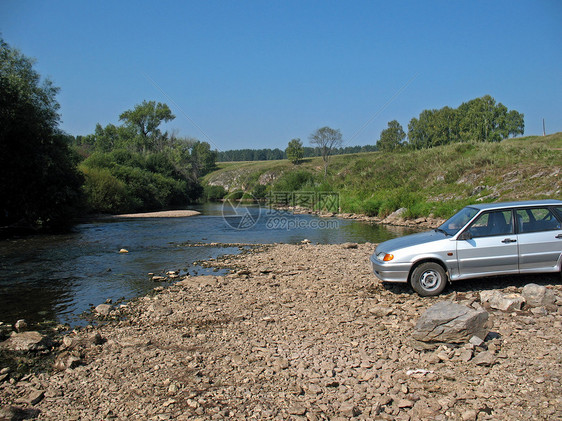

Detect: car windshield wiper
435,228,449,236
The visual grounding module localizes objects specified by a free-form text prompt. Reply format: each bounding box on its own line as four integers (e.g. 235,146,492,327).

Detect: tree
189,140,217,179
377,120,406,151
119,100,175,153
505,109,525,138
0,37,83,231
309,127,343,176
286,138,304,164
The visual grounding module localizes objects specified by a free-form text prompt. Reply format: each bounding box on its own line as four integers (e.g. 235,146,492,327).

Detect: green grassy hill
203,133,562,219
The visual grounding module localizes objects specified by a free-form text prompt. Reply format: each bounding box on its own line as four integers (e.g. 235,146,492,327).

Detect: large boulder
412,302,489,346
521,284,556,308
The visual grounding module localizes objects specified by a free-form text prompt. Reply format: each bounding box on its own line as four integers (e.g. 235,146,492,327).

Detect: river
0,203,419,327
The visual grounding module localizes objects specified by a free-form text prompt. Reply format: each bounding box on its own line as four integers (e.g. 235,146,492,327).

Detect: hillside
204,133,562,219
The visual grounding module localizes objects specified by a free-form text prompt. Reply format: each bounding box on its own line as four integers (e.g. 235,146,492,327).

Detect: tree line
378,95,524,151
216,144,377,162
218,94,525,162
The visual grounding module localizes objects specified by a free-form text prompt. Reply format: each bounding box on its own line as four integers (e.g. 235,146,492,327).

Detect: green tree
119,100,175,153
458,95,521,142
407,110,433,149
309,126,343,176
286,138,304,164
377,120,406,151
0,38,83,231
505,109,525,138
189,140,217,179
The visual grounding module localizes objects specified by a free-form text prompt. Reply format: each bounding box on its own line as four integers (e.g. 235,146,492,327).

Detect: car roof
467,199,562,211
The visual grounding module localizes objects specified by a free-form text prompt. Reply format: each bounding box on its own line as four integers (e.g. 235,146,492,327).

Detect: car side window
466,210,513,238
516,208,561,233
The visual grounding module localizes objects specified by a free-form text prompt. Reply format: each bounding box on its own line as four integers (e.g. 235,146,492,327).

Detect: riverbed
0,203,418,326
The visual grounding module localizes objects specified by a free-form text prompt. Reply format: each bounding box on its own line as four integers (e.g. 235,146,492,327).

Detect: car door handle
556,234,562,239
501,238,517,243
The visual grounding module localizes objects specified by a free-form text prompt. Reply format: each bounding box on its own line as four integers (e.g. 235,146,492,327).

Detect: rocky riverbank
279,206,445,230
1,243,561,420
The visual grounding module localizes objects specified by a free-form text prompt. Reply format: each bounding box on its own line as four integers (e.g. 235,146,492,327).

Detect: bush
81,166,135,213
251,184,268,199
204,185,227,201
272,170,314,192
362,198,383,216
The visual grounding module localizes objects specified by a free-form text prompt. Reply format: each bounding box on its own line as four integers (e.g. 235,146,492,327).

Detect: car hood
376,230,448,253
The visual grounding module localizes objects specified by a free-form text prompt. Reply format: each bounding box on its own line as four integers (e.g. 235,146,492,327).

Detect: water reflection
0,203,421,326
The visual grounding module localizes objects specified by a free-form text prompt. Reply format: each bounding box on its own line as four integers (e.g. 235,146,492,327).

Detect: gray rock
148,303,173,317
95,304,113,316
0,331,52,352
369,306,393,317
412,302,489,345
530,307,548,316
480,290,525,312
53,352,82,370
469,336,484,347
14,319,28,332
27,389,45,405
288,405,307,415
522,284,556,308
459,348,473,362
472,351,496,366
339,402,360,417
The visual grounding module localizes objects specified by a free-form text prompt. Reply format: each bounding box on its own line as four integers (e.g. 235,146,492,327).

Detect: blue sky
1,1,561,151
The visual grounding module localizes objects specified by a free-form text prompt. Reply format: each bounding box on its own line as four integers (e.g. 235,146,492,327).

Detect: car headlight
377,252,394,262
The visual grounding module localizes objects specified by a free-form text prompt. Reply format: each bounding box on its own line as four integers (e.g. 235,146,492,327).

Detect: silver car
370,199,562,296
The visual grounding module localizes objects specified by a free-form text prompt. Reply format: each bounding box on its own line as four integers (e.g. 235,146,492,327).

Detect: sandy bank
114,210,201,218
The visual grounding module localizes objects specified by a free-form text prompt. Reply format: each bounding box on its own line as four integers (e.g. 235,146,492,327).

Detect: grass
204,133,562,219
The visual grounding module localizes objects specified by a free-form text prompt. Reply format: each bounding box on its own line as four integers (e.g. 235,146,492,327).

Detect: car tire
410,262,448,296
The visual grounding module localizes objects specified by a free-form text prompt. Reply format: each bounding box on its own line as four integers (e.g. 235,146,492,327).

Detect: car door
516,207,562,273
456,210,519,279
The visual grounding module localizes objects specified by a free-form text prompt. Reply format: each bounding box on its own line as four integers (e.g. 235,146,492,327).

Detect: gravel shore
114,210,201,218
1,243,561,420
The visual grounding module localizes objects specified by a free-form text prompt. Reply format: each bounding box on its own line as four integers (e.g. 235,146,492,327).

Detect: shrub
272,170,315,192
251,184,268,200
362,198,383,216
204,185,227,201
80,166,134,213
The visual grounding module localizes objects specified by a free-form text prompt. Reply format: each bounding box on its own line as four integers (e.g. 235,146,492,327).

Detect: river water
0,203,419,327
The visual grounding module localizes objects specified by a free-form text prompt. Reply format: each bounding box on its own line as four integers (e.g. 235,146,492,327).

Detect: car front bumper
370,254,411,283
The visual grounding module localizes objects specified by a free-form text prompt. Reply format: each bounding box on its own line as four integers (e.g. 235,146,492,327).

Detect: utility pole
543,119,546,136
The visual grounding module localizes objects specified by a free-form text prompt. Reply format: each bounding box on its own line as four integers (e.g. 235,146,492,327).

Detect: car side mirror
458,231,472,241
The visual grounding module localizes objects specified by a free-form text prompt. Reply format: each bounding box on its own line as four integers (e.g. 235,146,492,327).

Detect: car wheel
410,262,447,296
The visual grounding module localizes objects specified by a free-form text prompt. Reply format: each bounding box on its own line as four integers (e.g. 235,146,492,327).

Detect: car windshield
438,206,479,236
